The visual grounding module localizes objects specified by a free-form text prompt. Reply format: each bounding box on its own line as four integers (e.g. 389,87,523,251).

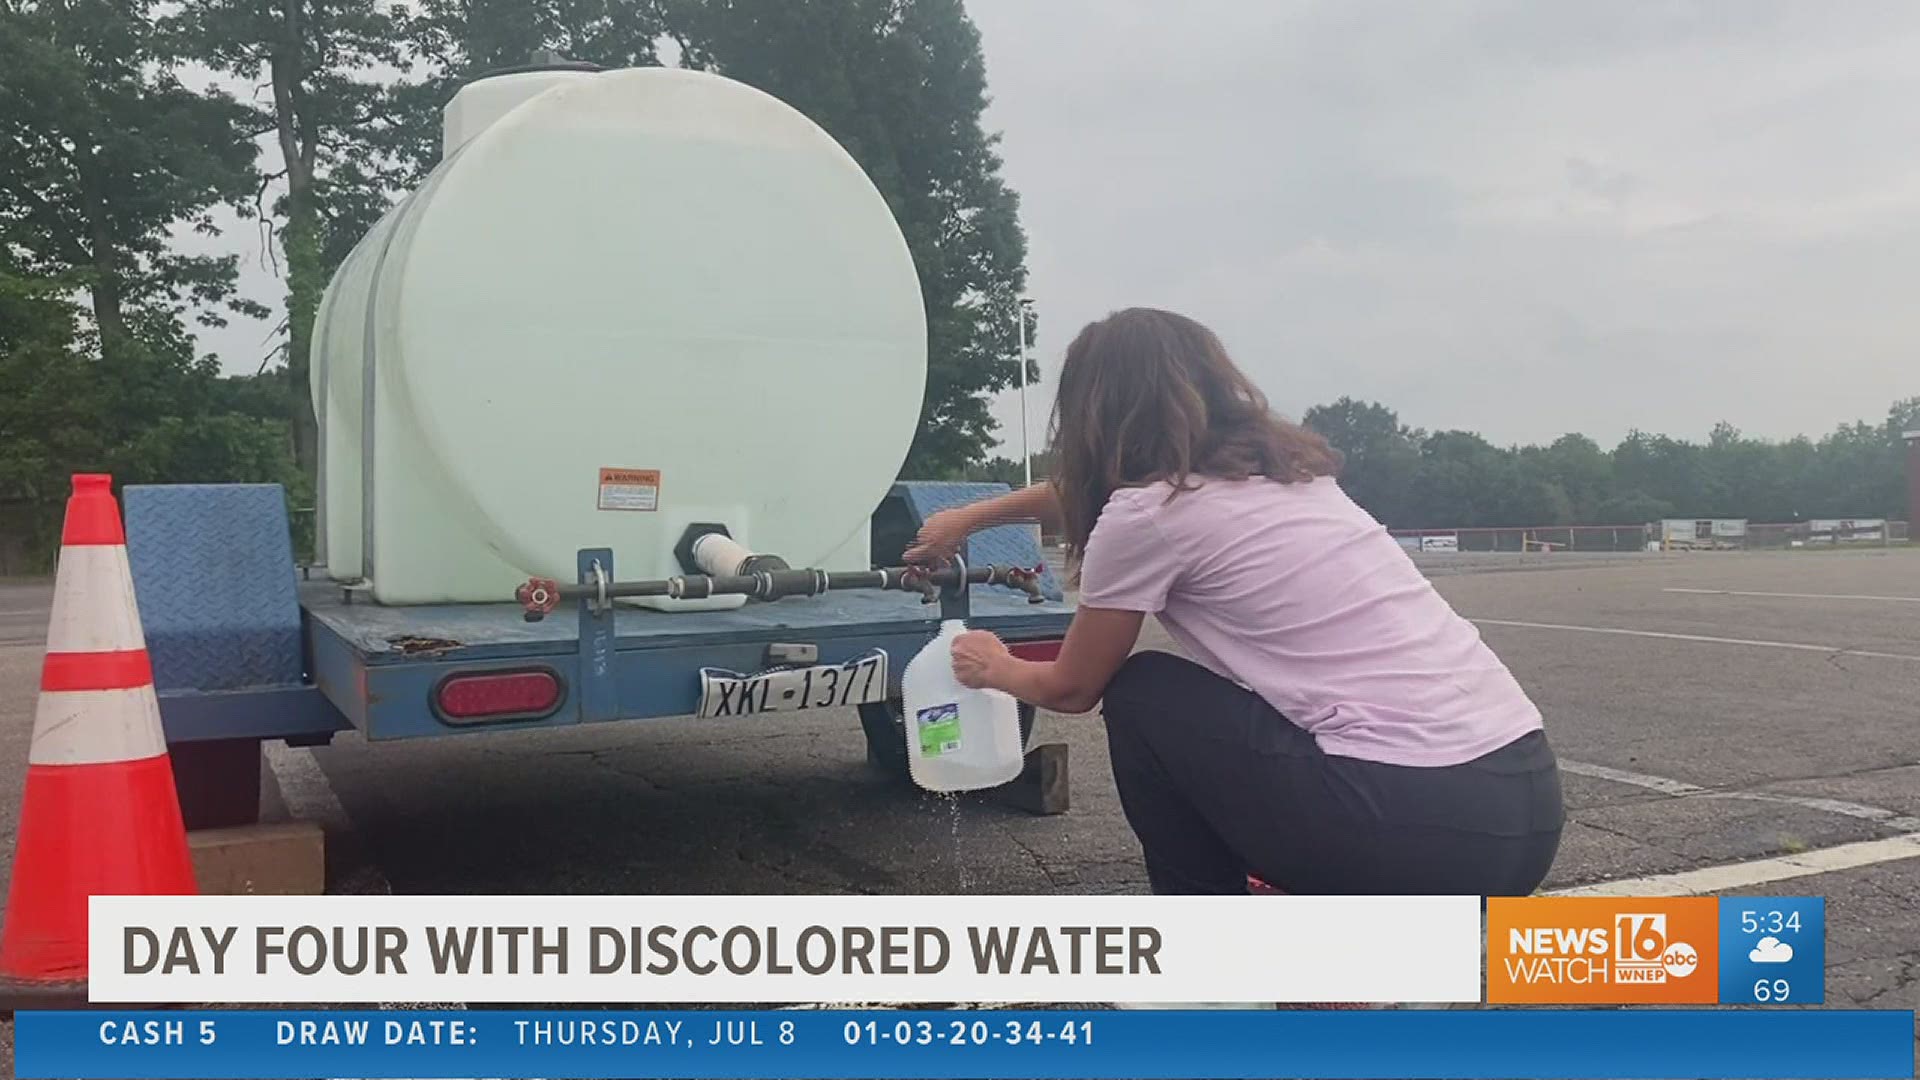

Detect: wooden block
189,821,325,895
995,742,1070,816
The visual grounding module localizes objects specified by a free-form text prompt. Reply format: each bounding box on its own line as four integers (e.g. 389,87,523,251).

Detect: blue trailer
120,481,1076,831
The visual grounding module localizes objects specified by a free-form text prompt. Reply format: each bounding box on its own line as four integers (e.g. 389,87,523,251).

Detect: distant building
1651,519,1747,549
1806,519,1887,543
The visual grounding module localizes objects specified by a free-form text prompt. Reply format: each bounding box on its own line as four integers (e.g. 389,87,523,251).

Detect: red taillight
434,669,563,721
1008,639,1063,662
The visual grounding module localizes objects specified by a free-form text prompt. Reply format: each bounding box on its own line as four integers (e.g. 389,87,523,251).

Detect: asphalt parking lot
0,548,1915,1049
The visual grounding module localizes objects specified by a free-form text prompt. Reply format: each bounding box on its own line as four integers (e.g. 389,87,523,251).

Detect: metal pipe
515,562,1046,620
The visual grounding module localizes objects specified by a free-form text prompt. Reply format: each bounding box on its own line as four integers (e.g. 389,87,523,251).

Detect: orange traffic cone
0,474,196,1003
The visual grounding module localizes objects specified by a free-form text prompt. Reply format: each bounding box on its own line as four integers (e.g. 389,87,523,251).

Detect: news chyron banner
1488,896,1827,1005
87,894,1484,1004
91,894,1836,1007
26,893,1915,1079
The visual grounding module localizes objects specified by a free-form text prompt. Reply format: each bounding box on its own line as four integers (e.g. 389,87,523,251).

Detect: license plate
696,650,889,718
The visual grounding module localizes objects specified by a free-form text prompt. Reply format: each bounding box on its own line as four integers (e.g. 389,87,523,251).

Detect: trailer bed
123,479,1074,748
302,578,1074,740
302,583,1073,665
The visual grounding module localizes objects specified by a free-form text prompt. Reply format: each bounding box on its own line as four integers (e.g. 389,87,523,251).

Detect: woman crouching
906,307,1564,897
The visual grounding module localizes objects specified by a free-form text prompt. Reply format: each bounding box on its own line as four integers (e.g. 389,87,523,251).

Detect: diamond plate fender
123,484,306,692
873,481,1064,602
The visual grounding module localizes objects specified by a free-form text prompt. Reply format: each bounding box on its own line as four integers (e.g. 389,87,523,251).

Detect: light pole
1015,296,1034,487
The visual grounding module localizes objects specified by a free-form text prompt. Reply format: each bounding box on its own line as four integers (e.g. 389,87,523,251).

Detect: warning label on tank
597,468,660,512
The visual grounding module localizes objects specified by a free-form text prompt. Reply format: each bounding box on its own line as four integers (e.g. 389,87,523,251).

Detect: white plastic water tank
312,66,928,606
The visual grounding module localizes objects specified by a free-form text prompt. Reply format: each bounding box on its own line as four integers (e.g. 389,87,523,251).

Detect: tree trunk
271,4,321,480
77,156,127,359
283,201,321,478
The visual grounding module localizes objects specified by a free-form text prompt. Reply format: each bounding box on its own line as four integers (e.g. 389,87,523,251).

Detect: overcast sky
192,1,1920,452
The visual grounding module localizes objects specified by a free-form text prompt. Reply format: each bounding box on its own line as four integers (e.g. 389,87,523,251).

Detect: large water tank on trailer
311,65,927,607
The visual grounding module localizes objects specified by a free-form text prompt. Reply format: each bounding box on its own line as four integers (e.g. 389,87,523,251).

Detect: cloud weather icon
1749,936,1794,964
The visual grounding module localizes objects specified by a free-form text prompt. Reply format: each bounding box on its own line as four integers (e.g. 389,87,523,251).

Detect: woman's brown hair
1047,307,1342,560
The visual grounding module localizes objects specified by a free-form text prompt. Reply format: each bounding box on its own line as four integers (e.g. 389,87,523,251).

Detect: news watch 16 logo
1486,898,1720,1004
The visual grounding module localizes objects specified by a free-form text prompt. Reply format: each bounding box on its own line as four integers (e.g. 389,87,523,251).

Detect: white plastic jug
900,620,1026,793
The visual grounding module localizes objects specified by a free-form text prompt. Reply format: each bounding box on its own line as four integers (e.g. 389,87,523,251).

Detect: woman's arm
903,482,1063,565
950,608,1144,714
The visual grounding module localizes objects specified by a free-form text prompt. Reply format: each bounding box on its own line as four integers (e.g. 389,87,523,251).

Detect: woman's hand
901,485,1062,566
950,630,1012,690
904,507,974,566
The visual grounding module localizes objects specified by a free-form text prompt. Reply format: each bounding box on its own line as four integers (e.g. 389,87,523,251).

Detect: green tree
0,0,265,356
0,258,95,552
669,0,1032,477
1700,423,1794,523
384,2,665,190
397,1,662,148
0,0,299,570
1612,431,1728,517
1878,398,1920,519
1538,433,1613,521
955,449,1050,487
1302,395,1920,529
1511,446,1575,525
1807,420,1888,519
1887,397,1920,441
1302,397,1422,525
0,257,302,570
1405,431,1526,528
1592,490,1673,525
171,0,410,480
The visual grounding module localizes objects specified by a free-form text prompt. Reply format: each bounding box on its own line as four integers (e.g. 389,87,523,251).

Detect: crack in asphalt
520,745,676,792
732,845,876,894
996,826,1071,889
1857,874,1920,910
1844,953,1920,1007
1570,817,1690,861
1893,954,1919,995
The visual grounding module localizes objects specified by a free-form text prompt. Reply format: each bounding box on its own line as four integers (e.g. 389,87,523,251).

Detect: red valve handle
516,577,562,616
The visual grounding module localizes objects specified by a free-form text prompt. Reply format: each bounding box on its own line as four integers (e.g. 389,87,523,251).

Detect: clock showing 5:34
1718,897,1824,1004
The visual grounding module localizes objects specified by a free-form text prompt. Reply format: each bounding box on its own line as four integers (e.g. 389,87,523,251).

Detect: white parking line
1562,758,1920,833
1729,791,1920,834
1560,759,1705,797
1552,833,1920,897
1664,587,1920,604
1472,618,1920,662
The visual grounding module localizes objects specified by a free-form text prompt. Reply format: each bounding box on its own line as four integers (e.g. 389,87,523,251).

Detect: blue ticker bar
15,1009,1914,1079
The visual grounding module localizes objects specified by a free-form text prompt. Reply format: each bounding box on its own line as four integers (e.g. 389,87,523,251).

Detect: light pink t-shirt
1078,475,1542,767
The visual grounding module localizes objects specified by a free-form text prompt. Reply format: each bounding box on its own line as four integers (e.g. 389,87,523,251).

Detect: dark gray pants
1101,651,1564,896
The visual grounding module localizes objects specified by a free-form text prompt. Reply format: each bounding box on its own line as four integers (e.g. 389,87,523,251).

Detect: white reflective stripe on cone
44,544,148,654
30,686,169,766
